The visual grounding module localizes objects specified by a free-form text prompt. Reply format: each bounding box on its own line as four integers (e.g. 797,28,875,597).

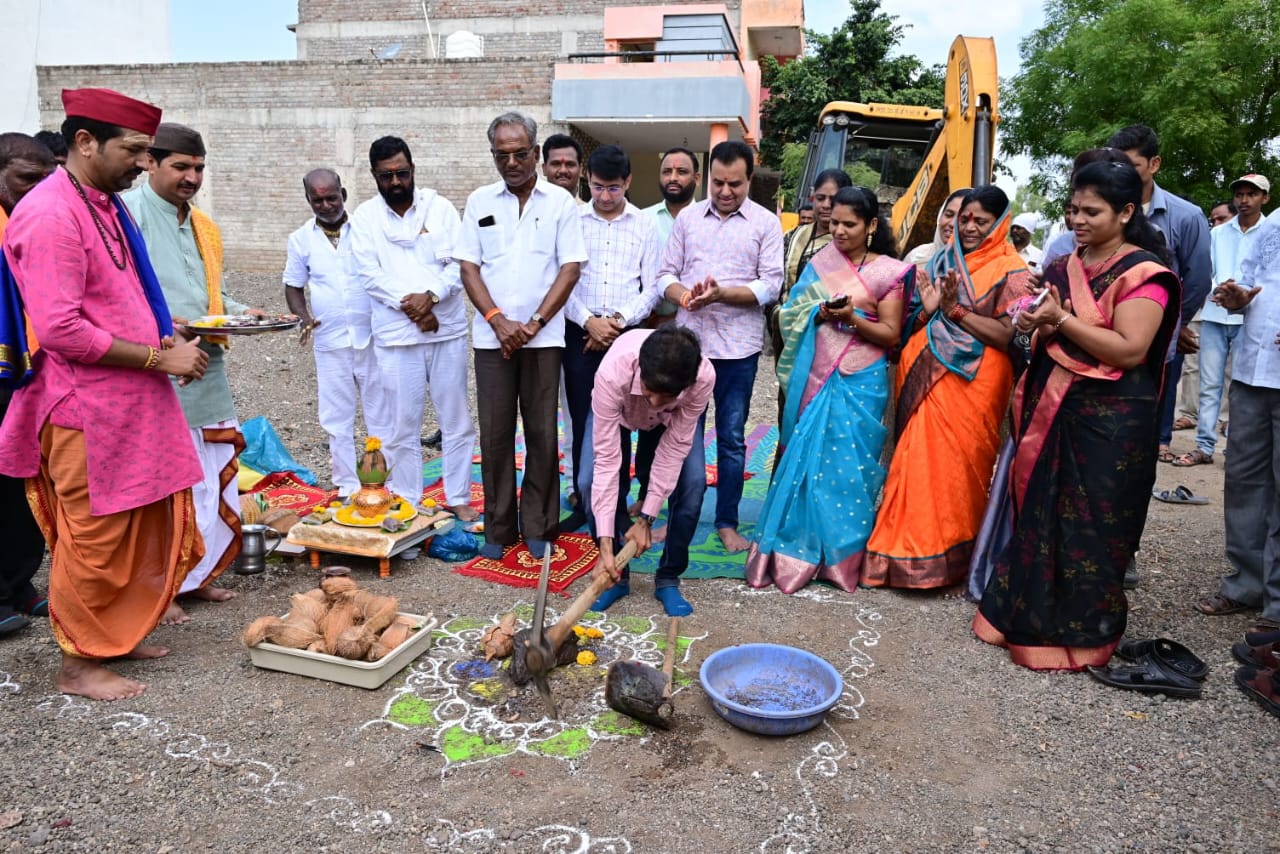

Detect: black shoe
421,429,442,449
559,507,588,532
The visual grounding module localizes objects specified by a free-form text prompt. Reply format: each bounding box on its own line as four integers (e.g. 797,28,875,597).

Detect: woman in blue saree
746,188,910,593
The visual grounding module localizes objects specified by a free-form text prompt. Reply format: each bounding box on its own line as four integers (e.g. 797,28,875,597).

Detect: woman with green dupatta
975,161,1180,670
747,187,910,593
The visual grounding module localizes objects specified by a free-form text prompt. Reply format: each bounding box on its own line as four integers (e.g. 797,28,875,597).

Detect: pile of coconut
241,575,417,661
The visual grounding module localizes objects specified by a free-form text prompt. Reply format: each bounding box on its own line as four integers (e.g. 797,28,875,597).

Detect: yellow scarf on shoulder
188,206,228,347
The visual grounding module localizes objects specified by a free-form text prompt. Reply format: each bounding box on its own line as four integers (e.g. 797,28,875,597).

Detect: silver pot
236,523,282,575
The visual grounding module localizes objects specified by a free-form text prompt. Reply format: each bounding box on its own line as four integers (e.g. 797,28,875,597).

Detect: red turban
60,88,162,136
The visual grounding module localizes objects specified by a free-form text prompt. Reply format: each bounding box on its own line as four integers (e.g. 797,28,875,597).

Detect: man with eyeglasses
561,145,662,533
457,112,587,560
348,136,478,556
658,140,783,555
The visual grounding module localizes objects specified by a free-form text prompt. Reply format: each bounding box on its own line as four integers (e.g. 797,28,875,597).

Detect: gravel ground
0,271,1275,853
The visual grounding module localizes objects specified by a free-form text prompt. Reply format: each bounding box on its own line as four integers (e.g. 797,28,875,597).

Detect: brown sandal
1173,416,1195,430
1157,446,1176,463
1172,449,1214,467
1195,594,1251,616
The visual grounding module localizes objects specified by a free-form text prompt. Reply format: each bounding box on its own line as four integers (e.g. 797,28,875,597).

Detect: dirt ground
0,272,1275,853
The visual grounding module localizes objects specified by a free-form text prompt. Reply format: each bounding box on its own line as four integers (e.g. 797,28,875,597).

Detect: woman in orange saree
863,186,1033,589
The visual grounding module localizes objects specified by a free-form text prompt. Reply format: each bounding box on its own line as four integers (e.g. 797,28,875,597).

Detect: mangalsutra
66,170,127,270
1082,241,1124,270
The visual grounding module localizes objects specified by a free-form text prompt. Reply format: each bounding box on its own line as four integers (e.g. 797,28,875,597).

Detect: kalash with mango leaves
352,437,394,517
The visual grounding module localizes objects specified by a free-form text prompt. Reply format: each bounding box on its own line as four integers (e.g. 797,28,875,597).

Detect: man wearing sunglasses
458,112,587,560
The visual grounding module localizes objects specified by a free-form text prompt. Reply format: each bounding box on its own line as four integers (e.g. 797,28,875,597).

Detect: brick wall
296,0,721,24
303,31,563,62
39,59,566,270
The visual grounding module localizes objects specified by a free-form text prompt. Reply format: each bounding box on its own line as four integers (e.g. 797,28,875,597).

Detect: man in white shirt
1010,213,1043,272
1197,207,1280,631
349,137,478,542
457,113,587,559
1175,174,1270,467
562,145,662,530
284,168,391,499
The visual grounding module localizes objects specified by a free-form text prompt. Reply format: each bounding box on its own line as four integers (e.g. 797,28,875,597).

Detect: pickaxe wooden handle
544,540,638,652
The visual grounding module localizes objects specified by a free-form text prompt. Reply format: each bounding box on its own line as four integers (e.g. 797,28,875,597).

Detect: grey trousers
474,347,563,546
1219,380,1280,622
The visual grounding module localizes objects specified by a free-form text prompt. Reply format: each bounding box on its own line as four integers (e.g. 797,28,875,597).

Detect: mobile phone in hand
1027,288,1051,310
825,294,850,310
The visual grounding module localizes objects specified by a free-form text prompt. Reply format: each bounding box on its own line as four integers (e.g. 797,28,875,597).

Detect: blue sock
525,538,550,559
479,542,505,560
591,581,631,612
654,586,693,617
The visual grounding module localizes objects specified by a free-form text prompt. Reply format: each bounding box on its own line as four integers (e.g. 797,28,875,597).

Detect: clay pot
351,484,394,518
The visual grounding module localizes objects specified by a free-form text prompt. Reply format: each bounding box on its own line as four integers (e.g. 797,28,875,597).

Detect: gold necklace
1083,241,1125,269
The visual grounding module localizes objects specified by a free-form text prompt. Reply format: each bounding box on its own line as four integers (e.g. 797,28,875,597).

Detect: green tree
1004,0,1280,207
759,0,944,171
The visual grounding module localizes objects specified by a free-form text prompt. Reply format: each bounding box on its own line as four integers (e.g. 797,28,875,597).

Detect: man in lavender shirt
657,140,783,554
579,326,714,616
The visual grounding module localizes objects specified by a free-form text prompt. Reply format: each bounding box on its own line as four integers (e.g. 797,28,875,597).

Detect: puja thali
181,314,303,336
328,501,419,529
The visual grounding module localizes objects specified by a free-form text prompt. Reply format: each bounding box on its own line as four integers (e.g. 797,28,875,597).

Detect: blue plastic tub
699,643,843,736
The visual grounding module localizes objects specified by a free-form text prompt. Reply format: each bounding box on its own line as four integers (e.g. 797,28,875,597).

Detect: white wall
0,0,171,132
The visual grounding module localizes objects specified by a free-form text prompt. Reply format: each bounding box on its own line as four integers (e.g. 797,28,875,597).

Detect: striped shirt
657,197,784,359
567,202,663,328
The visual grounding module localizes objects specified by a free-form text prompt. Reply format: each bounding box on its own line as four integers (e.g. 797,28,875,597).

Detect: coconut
321,600,359,653
378,619,412,653
264,622,321,649
333,625,375,660
361,595,399,634
321,575,359,601
480,612,518,661
286,593,327,626
301,588,327,605
366,642,389,661
242,615,281,647
305,640,326,654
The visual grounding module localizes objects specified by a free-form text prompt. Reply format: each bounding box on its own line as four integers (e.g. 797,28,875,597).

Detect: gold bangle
142,346,160,370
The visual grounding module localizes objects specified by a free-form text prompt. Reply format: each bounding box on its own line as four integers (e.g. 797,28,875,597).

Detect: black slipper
1114,637,1210,680
1245,628,1280,647
1087,652,1202,698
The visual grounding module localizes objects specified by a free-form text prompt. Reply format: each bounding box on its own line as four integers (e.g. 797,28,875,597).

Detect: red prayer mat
453,533,598,595
423,478,485,511
245,471,337,516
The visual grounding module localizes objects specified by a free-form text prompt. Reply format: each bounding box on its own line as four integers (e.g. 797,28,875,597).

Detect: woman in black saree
974,161,1180,670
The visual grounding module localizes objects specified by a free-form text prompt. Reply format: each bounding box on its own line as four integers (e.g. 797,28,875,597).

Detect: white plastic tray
247,612,436,689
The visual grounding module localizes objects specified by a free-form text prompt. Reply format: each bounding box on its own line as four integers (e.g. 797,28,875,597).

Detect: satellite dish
373,42,403,60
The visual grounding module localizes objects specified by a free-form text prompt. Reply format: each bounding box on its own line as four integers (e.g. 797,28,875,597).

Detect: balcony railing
566,49,744,72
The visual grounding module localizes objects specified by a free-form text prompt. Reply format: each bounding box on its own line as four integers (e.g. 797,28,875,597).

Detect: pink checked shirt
589,330,714,539
657,197,784,359
0,170,200,516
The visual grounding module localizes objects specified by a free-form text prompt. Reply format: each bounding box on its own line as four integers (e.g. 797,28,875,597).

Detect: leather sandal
1115,637,1209,680
1172,416,1196,430
1195,594,1252,616
1232,640,1280,669
1235,665,1280,719
1087,652,1202,698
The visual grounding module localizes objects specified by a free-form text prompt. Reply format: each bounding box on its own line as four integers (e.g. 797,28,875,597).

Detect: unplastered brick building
37,0,801,270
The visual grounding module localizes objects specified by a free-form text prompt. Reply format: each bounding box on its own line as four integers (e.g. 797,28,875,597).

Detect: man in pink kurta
578,325,713,616
0,88,210,701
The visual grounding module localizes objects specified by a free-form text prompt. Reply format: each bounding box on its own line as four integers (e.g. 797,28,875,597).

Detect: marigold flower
576,650,597,666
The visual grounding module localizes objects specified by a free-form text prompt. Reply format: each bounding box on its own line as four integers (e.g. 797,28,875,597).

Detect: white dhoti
559,366,574,491
375,336,475,506
181,417,244,594
315,342,392,496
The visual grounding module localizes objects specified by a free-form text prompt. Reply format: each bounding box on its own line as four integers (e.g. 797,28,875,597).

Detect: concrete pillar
709,122,729,150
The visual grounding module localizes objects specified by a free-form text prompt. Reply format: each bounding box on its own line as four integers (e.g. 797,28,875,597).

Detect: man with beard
458,112,586,559
125,123,262,624
658,140,783,556
284,168,391,500
349,137,478,545
643,147,700,327
0,132,56,636
0,88,208,699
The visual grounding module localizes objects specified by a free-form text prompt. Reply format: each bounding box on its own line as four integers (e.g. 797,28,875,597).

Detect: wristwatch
637,513,657,527
426,291,440,305
531,312,547,328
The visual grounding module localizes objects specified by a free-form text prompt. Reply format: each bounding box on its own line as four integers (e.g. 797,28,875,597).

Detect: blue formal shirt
1147,183,1211,324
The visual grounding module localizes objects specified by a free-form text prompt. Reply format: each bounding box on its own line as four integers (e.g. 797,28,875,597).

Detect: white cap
1012,213,1039,232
